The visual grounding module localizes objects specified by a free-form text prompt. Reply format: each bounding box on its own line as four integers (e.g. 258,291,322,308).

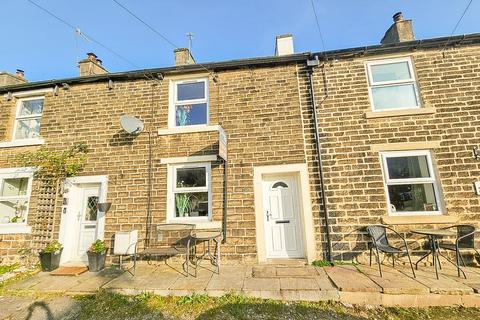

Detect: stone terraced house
0,13,479,265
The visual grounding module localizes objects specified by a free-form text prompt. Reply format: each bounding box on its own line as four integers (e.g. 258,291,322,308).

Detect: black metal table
192,231,223,277
412,228,465,279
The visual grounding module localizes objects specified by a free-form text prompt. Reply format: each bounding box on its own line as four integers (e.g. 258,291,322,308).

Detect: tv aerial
120,115,144,134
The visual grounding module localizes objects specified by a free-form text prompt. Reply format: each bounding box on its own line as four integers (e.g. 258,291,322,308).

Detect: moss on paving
58,291,480,320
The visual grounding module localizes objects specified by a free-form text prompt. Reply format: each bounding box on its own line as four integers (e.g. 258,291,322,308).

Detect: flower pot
39,249,62,272
87,251,106,272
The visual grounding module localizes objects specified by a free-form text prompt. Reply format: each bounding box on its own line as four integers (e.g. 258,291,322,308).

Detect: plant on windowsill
87,239,107,272
39,240,63,271
175,193,191,217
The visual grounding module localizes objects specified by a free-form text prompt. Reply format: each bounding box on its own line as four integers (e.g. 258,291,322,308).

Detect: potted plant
39,241,63,271
87,239,107,272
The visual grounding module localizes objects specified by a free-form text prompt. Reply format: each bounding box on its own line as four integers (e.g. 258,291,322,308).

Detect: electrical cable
110,0,217,78
442,0,474,51
26,0,139,68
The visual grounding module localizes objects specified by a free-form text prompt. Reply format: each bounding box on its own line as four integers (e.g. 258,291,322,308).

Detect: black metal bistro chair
366,225,416,278
439,224,479,277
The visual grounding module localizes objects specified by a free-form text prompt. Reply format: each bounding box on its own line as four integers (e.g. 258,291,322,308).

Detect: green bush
41,241,63,254
89,240,106,254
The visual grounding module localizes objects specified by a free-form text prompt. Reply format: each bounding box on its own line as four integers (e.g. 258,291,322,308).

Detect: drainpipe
306,55,333,262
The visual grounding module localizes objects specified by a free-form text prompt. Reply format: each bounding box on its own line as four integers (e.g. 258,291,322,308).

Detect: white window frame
0,167,35,234
168,78,209,128
167,162,212,222
380,150,442,216
366,57,421,112
12,96,45,141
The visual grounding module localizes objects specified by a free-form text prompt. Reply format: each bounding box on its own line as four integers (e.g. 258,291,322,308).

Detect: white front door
68,183,101,263
262,175,304,258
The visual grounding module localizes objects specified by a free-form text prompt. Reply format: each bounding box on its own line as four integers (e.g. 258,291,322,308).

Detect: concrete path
4,261,480,307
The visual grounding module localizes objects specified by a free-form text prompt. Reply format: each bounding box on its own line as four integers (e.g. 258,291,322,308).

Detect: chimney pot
16,69,25,79
78,52,108,76
393,12,404,22
87,52,98,61
381,12,414,45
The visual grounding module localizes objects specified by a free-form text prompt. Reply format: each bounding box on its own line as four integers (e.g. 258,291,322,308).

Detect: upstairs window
380,150,441,216
170,79,208,127
366,58,420,111
13,97,44,140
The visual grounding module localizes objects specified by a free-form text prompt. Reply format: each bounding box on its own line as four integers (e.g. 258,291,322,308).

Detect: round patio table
192,231,223,277
411,228,460,279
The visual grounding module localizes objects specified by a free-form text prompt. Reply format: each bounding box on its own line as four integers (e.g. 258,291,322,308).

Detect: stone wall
0,63,310,263
301,44,480,261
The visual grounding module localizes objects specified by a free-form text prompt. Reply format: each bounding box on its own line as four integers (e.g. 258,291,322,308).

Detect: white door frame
59,175,108,264
253,163,316,263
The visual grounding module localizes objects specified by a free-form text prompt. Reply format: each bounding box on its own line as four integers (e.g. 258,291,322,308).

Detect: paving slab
396,266,473,295
251,266,276,278
279,277,320,290
170,273,212,291
323,265,381,292
357,265,429,294
104,270,180,290
314,267,336,291
276,266,318,277
243,277,280,291
206,274,244,291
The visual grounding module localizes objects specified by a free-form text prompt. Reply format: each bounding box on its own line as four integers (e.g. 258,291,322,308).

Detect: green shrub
88,240,106,254
41,241,63,254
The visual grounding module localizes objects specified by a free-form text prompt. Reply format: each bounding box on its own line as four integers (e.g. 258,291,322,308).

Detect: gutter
306,55,333,262
0,53,310,94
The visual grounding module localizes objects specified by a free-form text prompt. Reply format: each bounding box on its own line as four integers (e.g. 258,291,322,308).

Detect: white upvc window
169,78,209,128
167,163,212,221
366,57,421,111
0,167,35,234
380,150,442,216
13,96,44,140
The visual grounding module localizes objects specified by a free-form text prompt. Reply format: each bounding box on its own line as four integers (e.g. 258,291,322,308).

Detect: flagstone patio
4,261,480,307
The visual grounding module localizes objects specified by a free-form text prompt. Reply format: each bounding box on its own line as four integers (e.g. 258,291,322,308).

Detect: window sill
157,125,222,136
0,138,44,148
0,224,32,234
167,220,221,230
382,215,458,225
365,107,435,119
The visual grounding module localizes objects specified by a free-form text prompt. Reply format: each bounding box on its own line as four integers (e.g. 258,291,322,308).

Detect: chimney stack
275,34,294,56
0,69,28,87
78,52,108,76
174,48,195,66
381,12,415,45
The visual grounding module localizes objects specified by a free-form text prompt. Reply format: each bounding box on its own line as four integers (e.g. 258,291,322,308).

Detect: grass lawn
59,291,480,320
0,264,19,276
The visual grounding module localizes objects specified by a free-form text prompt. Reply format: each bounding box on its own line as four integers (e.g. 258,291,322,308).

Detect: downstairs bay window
0,167,35,234
168,163,211,221
380,151,442,216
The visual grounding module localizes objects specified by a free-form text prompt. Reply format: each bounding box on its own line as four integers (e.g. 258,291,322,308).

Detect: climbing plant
15,142,89,180
15,142,89,241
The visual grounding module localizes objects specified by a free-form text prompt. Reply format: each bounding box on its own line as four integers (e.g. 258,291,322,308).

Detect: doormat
50,266,88,276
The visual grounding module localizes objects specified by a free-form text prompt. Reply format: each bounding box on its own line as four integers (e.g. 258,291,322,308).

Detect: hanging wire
110,0,217,78
310,0,327,55
441,0,474,52
26,0,139,68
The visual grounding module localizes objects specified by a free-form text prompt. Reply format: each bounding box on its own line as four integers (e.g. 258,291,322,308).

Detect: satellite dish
120,115,144,134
